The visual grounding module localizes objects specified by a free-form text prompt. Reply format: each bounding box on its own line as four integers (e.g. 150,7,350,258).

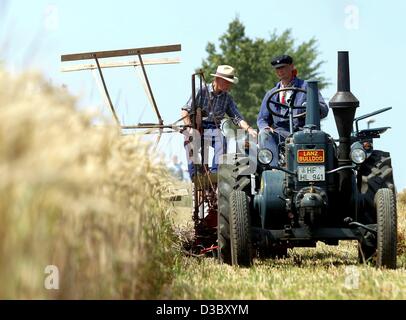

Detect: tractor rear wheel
217,154,252,265
359,150,395,223
230,191,252,267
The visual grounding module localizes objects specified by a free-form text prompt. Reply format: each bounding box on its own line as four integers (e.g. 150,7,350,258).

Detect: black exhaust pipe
329,51,359,162
329,51,359,194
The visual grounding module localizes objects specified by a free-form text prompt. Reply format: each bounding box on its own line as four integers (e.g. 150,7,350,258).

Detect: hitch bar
344,217,377,235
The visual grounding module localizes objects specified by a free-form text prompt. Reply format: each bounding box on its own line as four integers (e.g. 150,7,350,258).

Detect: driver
257,54,329,166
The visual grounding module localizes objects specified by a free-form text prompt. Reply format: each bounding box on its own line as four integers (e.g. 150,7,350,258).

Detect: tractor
216,51,397,268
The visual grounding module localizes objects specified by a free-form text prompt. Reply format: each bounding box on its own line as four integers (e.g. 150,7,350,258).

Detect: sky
1,0,405,190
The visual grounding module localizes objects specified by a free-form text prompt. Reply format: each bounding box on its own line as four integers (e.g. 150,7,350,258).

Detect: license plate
297,149,325,163
298,166,325,182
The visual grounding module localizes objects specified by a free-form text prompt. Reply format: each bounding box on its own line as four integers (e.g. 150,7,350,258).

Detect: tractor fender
254,170,287,229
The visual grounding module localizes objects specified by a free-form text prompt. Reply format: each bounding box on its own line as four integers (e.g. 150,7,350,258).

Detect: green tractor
218,51,397,268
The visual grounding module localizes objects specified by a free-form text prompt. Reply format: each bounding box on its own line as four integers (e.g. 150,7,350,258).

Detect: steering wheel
266,87,307,119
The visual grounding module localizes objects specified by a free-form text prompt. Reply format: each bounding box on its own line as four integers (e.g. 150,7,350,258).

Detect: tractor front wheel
217,154,252,265
375,188,397,269
230,191,253,267
359,188,397,269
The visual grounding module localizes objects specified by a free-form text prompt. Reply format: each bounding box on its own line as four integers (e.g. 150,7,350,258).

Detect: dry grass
398,190,406,255
399,190,406,205
170,190,406,300
171,242,406,300
0,69,178,299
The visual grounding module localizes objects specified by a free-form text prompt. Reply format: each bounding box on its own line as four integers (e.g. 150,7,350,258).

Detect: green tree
200,18,328,126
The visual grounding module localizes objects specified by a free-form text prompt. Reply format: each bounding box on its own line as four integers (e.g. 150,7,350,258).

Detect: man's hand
264,126,274,134
247,127,258,139
186,127,195,135
239,120,258,139
183,127,196,142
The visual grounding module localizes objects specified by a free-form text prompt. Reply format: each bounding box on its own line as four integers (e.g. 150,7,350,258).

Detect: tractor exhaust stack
329,51,359,195
329,51,359,163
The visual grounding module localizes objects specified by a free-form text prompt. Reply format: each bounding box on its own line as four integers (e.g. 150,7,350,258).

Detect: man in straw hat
181,65,257,179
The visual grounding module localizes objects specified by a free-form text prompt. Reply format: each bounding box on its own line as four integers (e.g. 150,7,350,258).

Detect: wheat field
0,69,179,299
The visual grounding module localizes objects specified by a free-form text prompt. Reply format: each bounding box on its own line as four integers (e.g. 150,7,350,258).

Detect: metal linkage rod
94,55,120,126
137,53,163,126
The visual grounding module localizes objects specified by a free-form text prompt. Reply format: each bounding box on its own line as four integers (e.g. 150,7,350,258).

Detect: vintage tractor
217,51,397,268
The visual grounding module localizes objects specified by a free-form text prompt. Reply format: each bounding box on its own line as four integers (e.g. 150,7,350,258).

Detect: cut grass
170,190,406,300
171,242,406,300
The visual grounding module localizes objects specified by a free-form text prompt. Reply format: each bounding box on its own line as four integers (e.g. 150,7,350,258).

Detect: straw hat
210,65,239,84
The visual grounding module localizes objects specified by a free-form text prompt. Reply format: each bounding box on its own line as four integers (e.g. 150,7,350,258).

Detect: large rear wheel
359,150,395,224
230,191,252,267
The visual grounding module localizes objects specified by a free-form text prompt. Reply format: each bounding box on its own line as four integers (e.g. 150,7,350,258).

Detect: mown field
170,194,406,300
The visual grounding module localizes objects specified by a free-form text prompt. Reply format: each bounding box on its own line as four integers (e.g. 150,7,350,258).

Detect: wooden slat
61,44,181,62
61,57,180,72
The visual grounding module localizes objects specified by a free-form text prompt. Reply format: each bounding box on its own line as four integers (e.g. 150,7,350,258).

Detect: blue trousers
184,123,226,179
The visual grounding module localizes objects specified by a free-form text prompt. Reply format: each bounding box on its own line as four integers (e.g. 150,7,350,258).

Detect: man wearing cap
257,55,329,166
181,65,257,178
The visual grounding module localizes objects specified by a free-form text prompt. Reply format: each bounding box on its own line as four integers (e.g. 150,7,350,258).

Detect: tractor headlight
350,148,366,164
258,149,273,165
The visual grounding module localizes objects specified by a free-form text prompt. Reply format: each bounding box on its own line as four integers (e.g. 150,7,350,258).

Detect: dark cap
271,55,293,68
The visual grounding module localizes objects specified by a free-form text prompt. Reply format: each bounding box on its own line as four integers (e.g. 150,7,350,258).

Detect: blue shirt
257,78,329,135
183,83,244,126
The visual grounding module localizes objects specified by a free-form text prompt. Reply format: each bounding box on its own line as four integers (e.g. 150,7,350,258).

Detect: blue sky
1,0,405,190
